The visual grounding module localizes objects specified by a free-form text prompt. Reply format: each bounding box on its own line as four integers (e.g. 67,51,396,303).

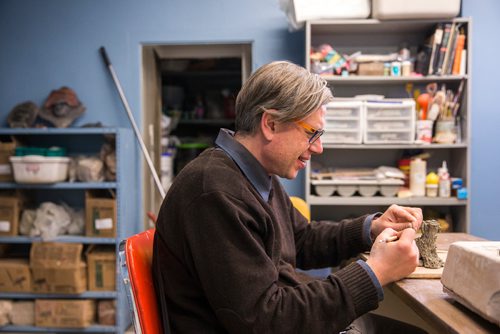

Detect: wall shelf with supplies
0,127,138,333
305,17,471,233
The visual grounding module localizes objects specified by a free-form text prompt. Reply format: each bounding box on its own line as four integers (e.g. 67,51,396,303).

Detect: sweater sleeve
181,191,380,334
292,209,371,270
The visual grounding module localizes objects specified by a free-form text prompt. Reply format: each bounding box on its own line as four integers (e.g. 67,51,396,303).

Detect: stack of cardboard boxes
0,242,116,327
0,152,120,328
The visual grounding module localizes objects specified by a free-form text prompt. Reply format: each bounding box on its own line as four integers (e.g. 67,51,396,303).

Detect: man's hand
366,227,419,286
370,204,423,239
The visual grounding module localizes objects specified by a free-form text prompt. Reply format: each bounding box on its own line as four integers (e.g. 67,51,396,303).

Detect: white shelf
308,196,467,206
321,143,467,150
320,75,467,84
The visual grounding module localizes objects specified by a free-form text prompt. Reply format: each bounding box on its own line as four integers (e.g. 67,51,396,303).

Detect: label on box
0,164,11,175
0,221,11,232
95,218,113,230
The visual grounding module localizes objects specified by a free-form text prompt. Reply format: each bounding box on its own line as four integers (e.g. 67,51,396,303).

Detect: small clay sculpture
7,101,39,128
39,86,85,128
416,219,444,269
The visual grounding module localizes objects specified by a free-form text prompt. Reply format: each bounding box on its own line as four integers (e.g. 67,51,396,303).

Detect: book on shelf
428,23,444,76
459,49,467,75
442,23,460,75
452,30,466,75
428,22,467,76
435,23,453,75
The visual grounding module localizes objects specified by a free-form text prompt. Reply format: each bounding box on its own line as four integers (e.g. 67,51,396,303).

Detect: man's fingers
395,206,418,223
375,228,398,243
399,227,417,241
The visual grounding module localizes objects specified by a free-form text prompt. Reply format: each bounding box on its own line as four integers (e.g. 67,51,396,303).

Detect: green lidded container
15,146,67,157
174,142,210,175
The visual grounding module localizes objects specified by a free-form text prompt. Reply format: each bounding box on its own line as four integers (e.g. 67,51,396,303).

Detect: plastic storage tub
289,0,370,24
10,156,70,183
364,99,415,144
323,100,363,144
372,0,460,20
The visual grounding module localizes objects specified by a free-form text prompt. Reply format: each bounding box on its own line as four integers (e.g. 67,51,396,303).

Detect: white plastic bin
10,156,70,183
364,99,415,144
372,0,460,20
284,0,370,29
323,100,363,144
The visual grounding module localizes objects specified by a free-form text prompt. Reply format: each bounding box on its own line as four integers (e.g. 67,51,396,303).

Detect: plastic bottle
410,158,426,197
438,161,451,198
160,151,174,191
426,171,439,197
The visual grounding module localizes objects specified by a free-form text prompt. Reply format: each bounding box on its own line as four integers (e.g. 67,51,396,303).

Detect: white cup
416,120,433,144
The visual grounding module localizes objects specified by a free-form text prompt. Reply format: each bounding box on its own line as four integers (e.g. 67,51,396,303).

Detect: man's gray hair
235,61,333,134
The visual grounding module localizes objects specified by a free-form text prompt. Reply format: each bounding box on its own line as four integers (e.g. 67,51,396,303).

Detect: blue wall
1,0,499,239
462,0,500,240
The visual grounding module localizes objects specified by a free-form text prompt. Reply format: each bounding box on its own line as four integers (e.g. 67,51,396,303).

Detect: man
153,61,424,333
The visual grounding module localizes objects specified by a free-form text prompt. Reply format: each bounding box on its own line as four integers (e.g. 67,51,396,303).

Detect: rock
441,241,500,326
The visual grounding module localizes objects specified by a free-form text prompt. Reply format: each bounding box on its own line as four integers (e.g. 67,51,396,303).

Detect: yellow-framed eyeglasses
295,120,324,144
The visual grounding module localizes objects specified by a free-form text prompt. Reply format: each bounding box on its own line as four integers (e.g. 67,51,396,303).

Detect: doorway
141,43,252,228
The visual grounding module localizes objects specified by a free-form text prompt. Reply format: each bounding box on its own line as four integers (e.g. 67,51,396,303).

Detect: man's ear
260,110,276,141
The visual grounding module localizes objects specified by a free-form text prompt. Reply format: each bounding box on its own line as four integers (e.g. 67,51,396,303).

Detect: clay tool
379,235,399,243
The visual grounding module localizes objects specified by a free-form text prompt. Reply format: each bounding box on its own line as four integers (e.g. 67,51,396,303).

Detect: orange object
452,34,466,75
417,93,431,120
121,229,164,333
290,196,311,222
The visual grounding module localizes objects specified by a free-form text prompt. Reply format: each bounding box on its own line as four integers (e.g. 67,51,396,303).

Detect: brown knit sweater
153,148,380,333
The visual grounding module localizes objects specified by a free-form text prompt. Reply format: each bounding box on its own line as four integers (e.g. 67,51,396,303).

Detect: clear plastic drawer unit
364,99,415,144
323,100,363,144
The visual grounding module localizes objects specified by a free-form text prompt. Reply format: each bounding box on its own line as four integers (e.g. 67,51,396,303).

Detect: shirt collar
215,128,272,201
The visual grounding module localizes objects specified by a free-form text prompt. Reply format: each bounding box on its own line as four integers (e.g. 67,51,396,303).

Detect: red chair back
123,228,164,333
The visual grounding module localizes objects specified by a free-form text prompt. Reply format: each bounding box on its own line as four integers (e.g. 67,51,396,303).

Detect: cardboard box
0,141,15,182
0,196,20,236
35,299,95,328
357,62,385,76
442,241,500,326
97,300,116,325
0,300,12,326
85,191,116,238
30,243,87,294
11,300,35,326
86,246,116,291
0,258,31,292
